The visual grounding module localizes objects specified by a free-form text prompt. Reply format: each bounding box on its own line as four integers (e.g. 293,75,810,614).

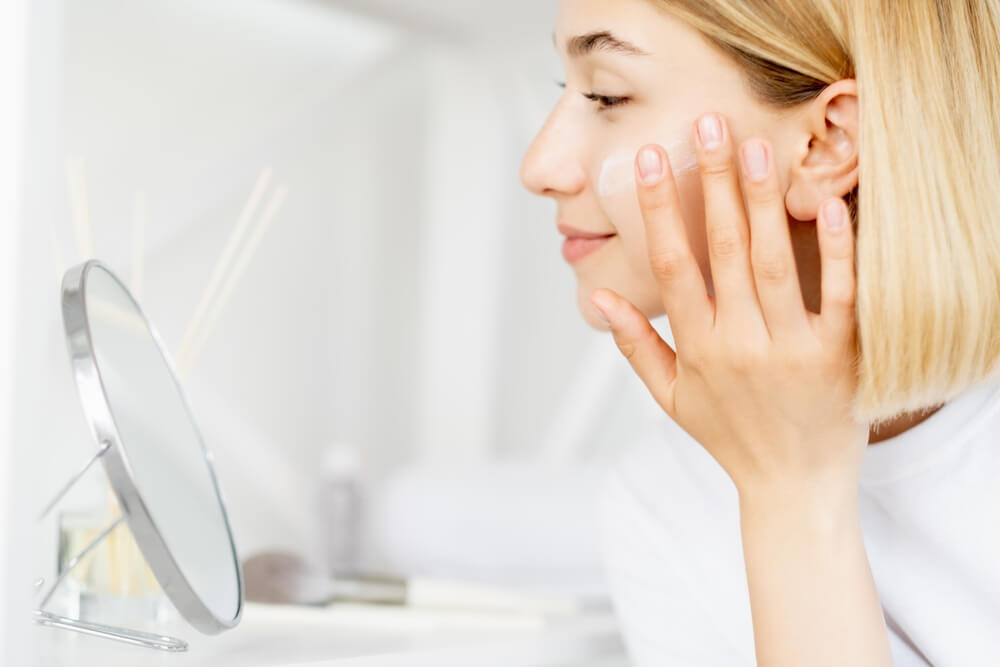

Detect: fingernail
824,199,845,231
638,147,664,185
697,114,723,151
742,140,769,182
591,294,613,326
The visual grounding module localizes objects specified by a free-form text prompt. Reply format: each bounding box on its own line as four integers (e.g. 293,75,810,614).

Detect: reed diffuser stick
47,223,66,287
175,167,273,370
105,486,120,596
131,190,147,301
178,184,289,378
65,157,94,261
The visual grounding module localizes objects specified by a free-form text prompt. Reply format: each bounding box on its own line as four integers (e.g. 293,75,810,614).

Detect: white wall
26,0,667,587
7,0,65,662
0,0,30,659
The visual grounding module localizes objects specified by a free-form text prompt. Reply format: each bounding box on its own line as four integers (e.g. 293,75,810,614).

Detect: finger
634,144,712,345
590,288,677,416
695,113,763,327
816,197,857,346
739,138,809,339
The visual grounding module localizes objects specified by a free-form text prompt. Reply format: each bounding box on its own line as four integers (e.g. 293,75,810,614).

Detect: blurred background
7,0,673,647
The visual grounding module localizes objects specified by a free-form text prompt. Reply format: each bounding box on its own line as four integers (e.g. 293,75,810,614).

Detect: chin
574,276,668,331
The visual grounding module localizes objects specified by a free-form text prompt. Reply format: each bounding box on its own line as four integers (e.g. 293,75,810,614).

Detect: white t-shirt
599,378,1000,666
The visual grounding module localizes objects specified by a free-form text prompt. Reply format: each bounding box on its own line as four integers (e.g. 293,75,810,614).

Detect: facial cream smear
598,143,698,198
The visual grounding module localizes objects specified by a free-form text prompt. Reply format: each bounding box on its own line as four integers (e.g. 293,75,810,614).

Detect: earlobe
785,79,859,222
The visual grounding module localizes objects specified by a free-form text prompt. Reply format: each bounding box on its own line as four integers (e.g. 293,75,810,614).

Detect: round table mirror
60,259,242,634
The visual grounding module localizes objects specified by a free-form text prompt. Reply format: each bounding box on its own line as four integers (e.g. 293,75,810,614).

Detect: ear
785,79,859,222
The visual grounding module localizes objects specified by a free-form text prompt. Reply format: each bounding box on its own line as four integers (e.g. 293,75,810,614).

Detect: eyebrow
555,30,650,58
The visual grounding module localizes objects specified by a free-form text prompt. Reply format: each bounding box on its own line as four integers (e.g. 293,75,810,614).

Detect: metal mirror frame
59,259,243,634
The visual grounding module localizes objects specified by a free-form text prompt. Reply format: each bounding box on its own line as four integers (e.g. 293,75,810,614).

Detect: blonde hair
652,0,1000,426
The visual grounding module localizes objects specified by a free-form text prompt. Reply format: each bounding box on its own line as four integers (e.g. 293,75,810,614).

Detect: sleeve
598,431,757,666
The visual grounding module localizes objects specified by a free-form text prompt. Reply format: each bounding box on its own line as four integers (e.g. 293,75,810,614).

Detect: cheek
594,148,710,292
595,140,697,200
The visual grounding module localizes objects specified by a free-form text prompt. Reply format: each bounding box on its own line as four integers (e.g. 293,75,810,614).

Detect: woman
520,0,1000,664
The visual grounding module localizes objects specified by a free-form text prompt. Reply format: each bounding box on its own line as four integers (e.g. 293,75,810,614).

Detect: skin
520,0,941,444
519,0,944,663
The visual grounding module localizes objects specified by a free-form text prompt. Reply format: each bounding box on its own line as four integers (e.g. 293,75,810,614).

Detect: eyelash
555,81,631,111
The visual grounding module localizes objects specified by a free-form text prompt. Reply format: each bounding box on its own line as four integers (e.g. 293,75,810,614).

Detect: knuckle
825,281,857,308
643,200,679,226
752,252,790,282
745,185,781,207
727,341,766,372
678,339,715,372
616,338,640,363
708,227,745,258
783,349,811,374
699,159,733,178
681,342,710,368
727,351,754,374
639,191,681,225
817,353,847,380
648,248,689,280
616,325,658,364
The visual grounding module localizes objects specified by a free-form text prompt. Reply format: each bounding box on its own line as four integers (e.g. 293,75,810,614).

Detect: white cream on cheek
597,141,698,198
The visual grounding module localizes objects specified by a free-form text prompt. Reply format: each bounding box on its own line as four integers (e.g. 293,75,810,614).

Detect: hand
590,112,869,496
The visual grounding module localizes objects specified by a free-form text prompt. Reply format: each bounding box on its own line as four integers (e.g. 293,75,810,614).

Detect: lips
557,223,616,240
561,234,615,263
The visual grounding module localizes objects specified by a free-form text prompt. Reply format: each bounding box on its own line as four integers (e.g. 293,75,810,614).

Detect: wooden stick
47,222,66,287
178,184,289,378
65,156,94,260
106,486,119,596
175,167,272,370
131,190,146,301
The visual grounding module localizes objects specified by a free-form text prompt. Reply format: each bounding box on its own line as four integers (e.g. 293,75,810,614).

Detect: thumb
590,288,678,414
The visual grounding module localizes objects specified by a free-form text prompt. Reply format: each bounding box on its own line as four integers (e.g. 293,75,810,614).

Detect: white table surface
33,602,631,667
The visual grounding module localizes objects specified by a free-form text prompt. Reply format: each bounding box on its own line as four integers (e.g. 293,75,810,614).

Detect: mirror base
33,609,188,652
34,443,187,652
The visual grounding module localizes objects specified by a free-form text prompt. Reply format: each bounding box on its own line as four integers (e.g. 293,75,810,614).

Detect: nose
520,101,587,198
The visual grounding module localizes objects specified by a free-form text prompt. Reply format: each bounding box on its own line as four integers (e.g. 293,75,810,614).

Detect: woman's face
520,0,804,330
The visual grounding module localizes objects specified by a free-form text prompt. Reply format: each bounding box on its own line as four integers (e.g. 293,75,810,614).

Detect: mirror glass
73,262,241,630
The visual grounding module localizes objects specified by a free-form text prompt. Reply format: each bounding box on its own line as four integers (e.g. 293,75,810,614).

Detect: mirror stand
34,441,189,652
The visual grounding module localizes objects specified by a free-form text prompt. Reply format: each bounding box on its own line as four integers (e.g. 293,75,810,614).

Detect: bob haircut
653,0,1000,427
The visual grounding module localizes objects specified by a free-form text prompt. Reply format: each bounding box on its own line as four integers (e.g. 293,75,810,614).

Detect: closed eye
582,92,630,111
554,81,630,112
